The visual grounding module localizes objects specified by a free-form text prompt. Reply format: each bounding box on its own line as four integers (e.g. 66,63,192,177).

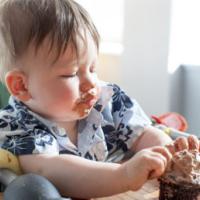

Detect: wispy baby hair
0,0,100,82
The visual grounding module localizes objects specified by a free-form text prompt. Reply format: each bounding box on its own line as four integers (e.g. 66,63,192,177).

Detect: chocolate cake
159,149,200,200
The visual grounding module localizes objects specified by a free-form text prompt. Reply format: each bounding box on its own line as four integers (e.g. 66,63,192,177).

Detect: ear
5,70,31,102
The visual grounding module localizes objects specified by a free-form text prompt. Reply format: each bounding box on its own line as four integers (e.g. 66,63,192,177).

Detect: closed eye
60,73,77,78
90,66,97,73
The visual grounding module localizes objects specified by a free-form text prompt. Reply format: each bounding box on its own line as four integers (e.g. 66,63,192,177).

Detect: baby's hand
166,135,199,154
121,146,171,191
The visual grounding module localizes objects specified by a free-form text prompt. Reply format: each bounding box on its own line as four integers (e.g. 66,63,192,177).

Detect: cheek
53,81,79,103
33,79,78,104
52,83,77,99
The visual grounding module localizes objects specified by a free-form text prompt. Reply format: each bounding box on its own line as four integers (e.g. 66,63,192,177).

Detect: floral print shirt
0,82,151,162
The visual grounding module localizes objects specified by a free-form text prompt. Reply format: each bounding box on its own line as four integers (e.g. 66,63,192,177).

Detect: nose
80,75,97,93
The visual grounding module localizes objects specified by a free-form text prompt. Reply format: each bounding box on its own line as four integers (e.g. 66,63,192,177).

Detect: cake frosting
161,149,200,186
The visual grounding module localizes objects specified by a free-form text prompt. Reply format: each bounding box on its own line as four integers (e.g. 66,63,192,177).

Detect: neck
58,120,77,130
57,120,78,145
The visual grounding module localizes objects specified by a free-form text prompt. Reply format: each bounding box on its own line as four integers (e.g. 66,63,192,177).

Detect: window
168,0,200,73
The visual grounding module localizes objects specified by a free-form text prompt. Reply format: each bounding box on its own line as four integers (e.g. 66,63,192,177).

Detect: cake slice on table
159,149,200,200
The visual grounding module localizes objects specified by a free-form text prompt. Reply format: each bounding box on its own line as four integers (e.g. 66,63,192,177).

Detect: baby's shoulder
0,104,17,118
0,104,19,132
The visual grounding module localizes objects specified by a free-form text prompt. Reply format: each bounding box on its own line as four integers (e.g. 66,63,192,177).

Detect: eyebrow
50,55,78,68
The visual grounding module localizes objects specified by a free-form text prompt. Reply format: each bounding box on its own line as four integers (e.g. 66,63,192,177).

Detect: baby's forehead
45,34,98,65
26,36,77,65
19,30,98,70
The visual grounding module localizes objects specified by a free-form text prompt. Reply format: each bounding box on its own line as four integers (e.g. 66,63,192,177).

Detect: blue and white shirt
0,83,151,162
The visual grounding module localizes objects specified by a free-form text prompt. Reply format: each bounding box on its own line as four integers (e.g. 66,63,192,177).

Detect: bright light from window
76,0,124,54
168,0,200,73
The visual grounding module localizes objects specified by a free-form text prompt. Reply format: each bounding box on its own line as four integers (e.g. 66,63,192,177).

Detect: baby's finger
165,142,175,155
151,146,172,162
174,137,188,151
148,153,167,179
188,135,199,150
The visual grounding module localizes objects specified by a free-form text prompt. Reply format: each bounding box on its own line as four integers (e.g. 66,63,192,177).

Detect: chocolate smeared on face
73,86,99,117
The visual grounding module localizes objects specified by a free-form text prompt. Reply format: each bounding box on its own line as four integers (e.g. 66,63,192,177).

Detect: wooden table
94,180,159,200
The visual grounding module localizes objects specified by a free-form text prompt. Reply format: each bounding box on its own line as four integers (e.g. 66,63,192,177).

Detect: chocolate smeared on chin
73,87,99,117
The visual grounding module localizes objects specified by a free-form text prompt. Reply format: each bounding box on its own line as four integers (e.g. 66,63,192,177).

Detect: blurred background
76,0,200,135
1,0,200,135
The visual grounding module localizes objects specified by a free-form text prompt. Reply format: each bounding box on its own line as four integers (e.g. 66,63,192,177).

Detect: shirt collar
8,83,114,137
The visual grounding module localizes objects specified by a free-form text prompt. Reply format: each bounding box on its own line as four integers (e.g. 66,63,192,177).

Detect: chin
78,113,89,120
49,107,92,122
52,114,88,122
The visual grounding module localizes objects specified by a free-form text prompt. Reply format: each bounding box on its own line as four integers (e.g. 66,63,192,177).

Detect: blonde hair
0,0,100,82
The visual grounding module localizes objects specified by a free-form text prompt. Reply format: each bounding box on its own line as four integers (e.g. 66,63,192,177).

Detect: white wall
121,0,171,116
98,53,121,84
168,0,200,73
77,0,172,116
168,0,200,134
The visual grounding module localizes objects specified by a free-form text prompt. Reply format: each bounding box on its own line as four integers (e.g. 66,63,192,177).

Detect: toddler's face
20,33,100,122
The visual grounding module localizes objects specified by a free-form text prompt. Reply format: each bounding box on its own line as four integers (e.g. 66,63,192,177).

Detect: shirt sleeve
0,126,59,156
102,83,151,161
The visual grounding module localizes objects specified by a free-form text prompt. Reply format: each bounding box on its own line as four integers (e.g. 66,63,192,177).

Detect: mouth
73,87,100,117
77,88,99,107
77,96,98,109
82,96,98,106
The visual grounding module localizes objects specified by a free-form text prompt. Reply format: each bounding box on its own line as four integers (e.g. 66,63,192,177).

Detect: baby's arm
132,125,200,153
19,154,123,198
132,126,172,152
18,146,171,199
